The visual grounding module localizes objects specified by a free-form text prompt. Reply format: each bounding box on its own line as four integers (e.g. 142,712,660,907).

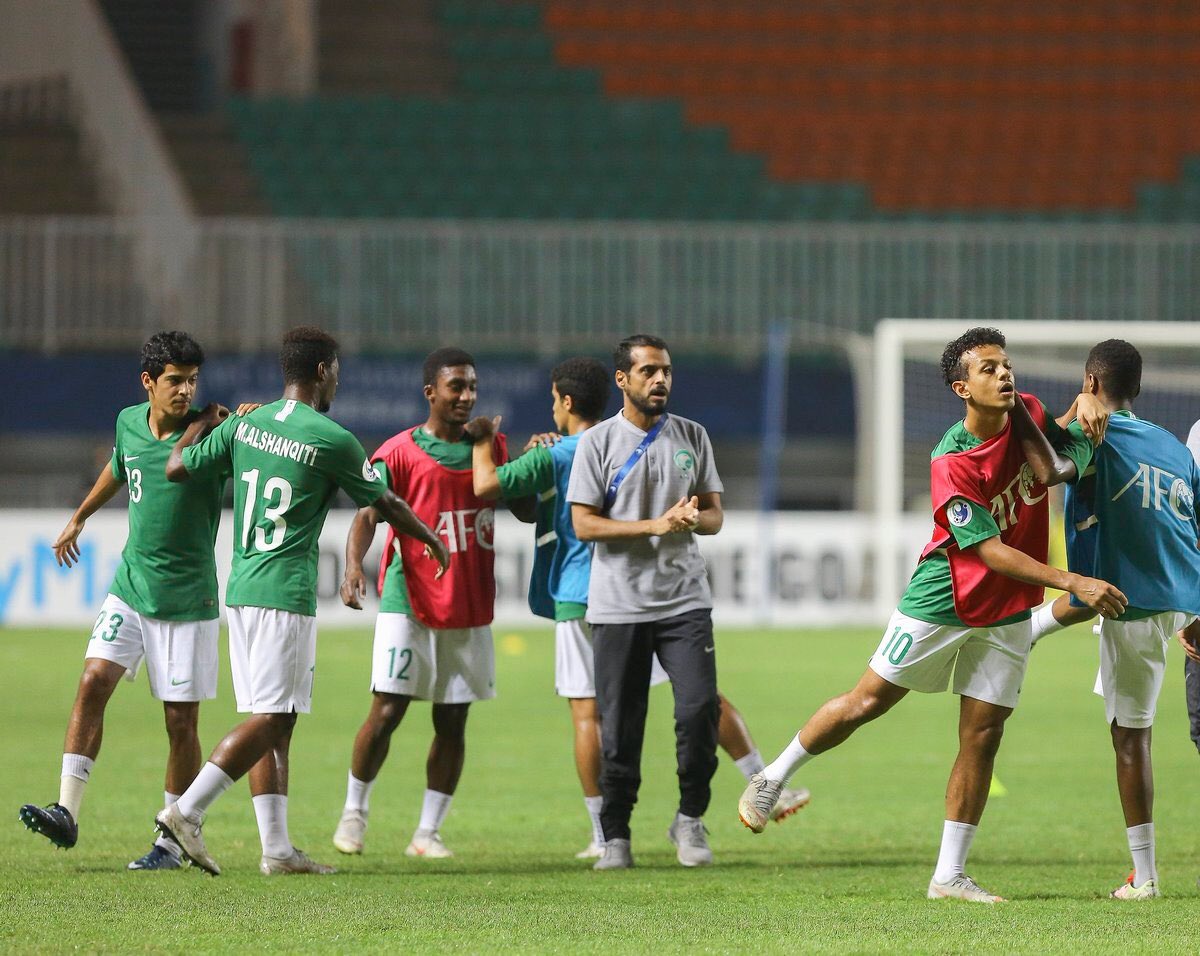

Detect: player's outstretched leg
738,670,907,833
21,659,124,851
718,694,811,824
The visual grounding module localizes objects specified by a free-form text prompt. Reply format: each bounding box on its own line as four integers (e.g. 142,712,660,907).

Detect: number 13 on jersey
240,468,293,552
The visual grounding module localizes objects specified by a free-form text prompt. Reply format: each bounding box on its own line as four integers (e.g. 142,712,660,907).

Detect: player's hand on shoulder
523,431,562,453
464,415,501,444
340,565,367,610
425,539,451,579
1069,575,1127,619
52,519,84,568
234,402,262,417
1074,392,1109,444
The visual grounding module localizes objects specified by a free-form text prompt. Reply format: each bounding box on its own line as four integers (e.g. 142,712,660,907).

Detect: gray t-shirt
567,411,723,624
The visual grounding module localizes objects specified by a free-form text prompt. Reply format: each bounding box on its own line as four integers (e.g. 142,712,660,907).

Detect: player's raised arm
52,464,124,568
1010,395,1078,487
165,402,229,482
466,415,503,500
972,536,1127,618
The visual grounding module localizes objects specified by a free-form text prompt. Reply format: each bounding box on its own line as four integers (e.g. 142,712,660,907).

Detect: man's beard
629,391,668,416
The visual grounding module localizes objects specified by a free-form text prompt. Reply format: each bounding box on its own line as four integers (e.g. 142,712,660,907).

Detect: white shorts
371,613,495,703
868,610,1033,710
1092,611,1195,729
554,618,669,698
227,605,317,714
85,593,218,702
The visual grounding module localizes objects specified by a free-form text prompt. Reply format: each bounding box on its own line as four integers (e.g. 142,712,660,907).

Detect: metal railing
3,217,1200,353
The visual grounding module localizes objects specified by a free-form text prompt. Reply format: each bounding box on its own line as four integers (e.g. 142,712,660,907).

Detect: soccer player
154,326,449,876
468,357,809,859
19,331,234,871
737,327,1127,902
567,334,725,870
1015,340,1200,899
332,347,517,860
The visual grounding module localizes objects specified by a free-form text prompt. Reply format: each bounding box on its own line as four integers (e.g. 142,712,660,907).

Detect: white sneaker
770,786,811,823
927,874,1006,903
155,804,220,876
260,847,337,875
1111,876,1160,900
575,840,604,859
592,838,633,870
405,828,454,859
333,808,368,854
667,814,713,867
737,773,782,833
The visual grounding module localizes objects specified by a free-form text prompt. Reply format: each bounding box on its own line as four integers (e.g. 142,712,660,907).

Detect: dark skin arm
166,402,230,482
973,536,1127,618
1011,395,1078,488
339,491,451,610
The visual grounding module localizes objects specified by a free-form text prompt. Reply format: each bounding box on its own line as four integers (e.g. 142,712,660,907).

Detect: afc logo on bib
433,508,496,553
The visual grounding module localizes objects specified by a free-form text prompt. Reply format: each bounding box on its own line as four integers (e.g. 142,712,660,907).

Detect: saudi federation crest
674,449,695,474
362,459,381,482
947,499,973,527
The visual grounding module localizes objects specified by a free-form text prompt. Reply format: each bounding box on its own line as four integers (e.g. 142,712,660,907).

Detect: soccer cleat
592,838,634,870
1110,876,1160,900
260,848,337,875
332,808,368,855
405,828,454,859
770,786,811,823
668,814,713,867
737,773,782,833
155,804,220,876
575,840,604,860
18,803,78,849
927,874,1006,903
127,844,182,871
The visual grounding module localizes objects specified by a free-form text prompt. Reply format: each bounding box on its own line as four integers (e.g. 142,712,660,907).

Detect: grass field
3,623,1200,953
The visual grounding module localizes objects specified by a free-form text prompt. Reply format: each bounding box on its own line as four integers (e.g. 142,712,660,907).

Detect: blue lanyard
603,415,667,513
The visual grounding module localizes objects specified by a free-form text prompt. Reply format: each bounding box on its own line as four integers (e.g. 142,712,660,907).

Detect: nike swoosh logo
170,678,191,686
124,455,139,462
703,646,715,653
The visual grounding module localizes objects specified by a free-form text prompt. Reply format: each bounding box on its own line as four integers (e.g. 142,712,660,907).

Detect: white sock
154,792,182,857
762,736,812,785
175,762,234,821
344,772,375,813
1030,602,1066,645
416,789,453,834
1127,822,1156,885
584,795,604,845
252,793,291,859
58,753,94,819
932,820,978,883
734,749,766,781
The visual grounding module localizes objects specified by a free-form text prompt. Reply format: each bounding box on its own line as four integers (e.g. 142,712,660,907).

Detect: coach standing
568,334,724,870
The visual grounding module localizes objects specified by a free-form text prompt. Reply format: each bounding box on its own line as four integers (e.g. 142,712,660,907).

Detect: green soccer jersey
378,428,475,615
897,407,1093,627
182,399,386,616
107,403,228,621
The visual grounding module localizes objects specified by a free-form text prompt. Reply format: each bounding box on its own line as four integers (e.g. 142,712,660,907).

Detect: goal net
869,319,1200,620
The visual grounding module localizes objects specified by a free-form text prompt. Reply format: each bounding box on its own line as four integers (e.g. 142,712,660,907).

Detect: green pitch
3,624,1200,953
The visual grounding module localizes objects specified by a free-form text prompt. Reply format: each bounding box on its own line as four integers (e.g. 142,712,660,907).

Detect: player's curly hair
280,325,338,384
940,327,1006,387
613,334,669,373
423,347,475,386
140,331,204,380
1086,339,1141,401
551,357,610,421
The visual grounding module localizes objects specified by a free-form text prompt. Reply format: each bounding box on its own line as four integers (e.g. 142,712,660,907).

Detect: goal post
871,319,1200,621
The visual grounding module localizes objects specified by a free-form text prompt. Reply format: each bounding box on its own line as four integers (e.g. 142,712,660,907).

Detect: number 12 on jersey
240,469,293,552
